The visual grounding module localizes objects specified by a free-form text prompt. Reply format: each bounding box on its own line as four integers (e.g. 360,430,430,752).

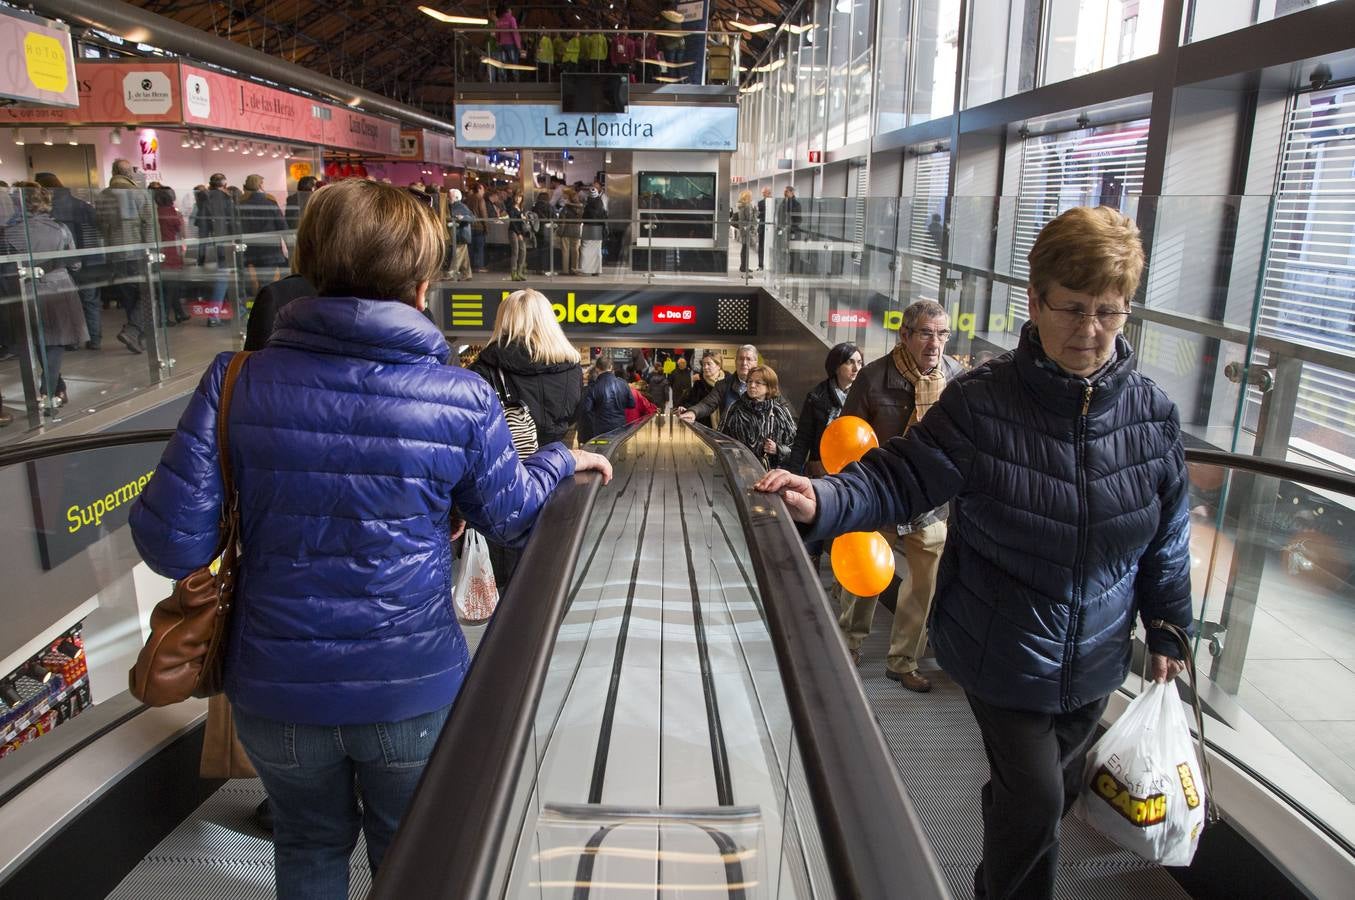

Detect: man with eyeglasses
834,300,965,693
756,206,1192,900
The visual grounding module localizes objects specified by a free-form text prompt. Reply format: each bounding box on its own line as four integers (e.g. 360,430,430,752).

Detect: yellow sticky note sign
25,32,69,94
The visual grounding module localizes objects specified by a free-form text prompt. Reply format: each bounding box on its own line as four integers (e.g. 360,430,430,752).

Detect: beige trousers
561,237,581,273
836,520,947,675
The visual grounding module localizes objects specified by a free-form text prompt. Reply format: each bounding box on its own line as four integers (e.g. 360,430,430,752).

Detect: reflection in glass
909,0,962,126
1041,0,1162,86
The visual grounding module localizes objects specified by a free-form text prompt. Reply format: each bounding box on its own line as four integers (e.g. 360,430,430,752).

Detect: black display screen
561,73,629,114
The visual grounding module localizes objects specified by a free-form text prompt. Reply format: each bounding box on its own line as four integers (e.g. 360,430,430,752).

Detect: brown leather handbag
129,351,252,707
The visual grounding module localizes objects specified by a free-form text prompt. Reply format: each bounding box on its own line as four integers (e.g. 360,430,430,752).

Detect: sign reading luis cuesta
457,103,737,151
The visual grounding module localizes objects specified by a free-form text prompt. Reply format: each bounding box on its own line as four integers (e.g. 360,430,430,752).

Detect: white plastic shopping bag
453,529,499,625
1074,681,1208,866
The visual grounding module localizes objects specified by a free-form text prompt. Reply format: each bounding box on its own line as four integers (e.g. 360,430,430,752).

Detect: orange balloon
831,531,896,597
819,415,879,474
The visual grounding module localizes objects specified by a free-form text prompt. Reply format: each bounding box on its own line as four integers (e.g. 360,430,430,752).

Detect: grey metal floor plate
854,619,1191,899
106,624,488,900
105,779,372,899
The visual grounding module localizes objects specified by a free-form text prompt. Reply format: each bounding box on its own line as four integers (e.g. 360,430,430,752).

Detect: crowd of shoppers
11,187,1189,900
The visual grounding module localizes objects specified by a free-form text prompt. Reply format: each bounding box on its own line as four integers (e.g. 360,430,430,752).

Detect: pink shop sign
179,64,400,154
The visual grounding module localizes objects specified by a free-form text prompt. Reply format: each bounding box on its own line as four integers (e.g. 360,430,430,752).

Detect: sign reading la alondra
543,115,655,139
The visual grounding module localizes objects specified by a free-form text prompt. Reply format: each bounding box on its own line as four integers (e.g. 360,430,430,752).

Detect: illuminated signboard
441,288,757,337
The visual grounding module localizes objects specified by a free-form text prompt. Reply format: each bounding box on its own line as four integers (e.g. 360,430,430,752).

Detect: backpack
523,208,541,233
490,367,539,458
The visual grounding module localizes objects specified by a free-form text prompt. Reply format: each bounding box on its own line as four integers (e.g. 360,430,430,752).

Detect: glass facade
731,1,1355,841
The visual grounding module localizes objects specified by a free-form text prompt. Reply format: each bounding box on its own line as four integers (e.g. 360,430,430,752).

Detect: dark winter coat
680,377,715,428
844,351,966,531
669,365,693,402
129,297,576,726
243,274,316,351
720,394,796,469
582,195,607,241
49,187,103,279
684,372,743,424
470,340,582,446
578,370,635,442
786,377,846,475
238,192,288,266
804,323,1194,714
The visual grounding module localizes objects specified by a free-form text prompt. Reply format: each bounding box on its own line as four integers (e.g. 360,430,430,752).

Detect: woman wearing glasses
719,364,796,470
757,207,1192,900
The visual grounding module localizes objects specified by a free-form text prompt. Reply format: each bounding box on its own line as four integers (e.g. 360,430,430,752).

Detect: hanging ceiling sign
0,9,77,108
442,288,757,336
456,103,737,151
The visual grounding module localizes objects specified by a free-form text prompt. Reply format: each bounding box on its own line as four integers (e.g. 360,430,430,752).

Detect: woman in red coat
625,383,657,424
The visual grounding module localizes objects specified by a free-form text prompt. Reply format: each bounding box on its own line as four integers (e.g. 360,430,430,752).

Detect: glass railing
0,184,296,444
1133,451,1355,855
5,187,1353,498
447,28,742,86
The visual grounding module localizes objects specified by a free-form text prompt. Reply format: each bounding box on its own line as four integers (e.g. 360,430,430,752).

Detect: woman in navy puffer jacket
758,207,1193,900
130,180,610,900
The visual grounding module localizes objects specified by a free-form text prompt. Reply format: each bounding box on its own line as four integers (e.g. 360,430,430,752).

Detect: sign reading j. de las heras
27,444,163,570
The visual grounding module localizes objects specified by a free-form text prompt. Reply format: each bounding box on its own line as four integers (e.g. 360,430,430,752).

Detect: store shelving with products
0,623,93,759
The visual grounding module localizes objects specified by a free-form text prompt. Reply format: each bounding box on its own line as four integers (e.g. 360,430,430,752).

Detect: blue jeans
233,703,451,900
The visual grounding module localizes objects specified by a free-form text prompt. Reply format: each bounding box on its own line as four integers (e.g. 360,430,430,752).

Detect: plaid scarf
892,345,945,430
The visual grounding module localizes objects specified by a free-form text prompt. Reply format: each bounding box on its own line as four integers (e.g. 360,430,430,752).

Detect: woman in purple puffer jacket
130,179,610,900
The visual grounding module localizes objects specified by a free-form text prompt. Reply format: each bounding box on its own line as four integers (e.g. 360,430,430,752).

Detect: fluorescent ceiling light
750,58,785,73
786,23,817,35
418,6,489,25
728,20,776,34
661,9,686,23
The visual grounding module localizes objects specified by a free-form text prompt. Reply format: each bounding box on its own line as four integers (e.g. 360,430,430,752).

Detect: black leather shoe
886,669,932,692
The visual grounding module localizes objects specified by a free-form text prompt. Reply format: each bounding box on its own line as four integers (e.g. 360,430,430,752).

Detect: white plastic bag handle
1149,619,1218,827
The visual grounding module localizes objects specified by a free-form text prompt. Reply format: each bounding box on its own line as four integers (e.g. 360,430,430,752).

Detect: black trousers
965,692,1108,900
487,540,521,592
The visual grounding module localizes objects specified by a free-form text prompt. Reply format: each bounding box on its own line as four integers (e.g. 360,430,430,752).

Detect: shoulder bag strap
491,365,516,407
217,351,253,526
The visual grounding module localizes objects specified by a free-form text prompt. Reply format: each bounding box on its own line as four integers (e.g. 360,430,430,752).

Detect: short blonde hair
700,349,724,368
488,288,581,365
748,364,780,398
1027,206,1144,303
738,189,752,204
243,174,264,193
294,179,445,305
14,181,51,214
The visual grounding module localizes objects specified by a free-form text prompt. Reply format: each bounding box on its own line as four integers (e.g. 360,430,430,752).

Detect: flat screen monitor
561,73,629,114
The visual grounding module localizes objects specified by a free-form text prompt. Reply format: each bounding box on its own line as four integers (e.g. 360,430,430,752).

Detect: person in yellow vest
535,32,555,82
559,32,581,73
585,30,608,73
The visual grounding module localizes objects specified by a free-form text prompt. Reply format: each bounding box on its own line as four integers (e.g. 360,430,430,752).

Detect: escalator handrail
1183,448,1355,496
0,428,175,468
685,420,951,900
370,418,651,900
